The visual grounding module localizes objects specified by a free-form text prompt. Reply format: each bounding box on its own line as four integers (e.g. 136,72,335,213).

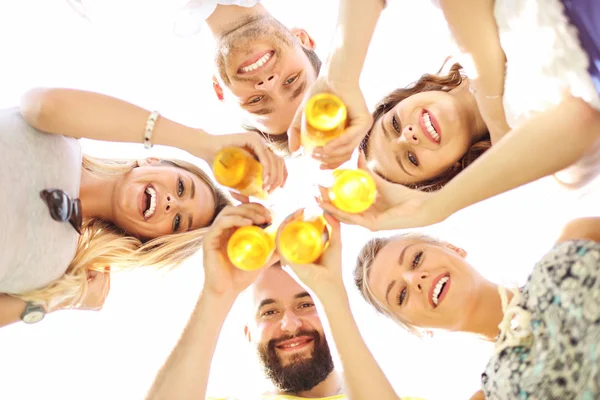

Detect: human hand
282,213,345,299
317,153,448,231
198,132,288,193
287,76,373,169
202,203,273,297
62,269,111,311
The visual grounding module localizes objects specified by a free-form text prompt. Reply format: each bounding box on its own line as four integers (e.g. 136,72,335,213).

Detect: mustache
268,329,320,349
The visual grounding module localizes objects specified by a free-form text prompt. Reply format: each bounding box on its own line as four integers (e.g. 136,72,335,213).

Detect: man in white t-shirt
145,204,345,400
202,1,321,155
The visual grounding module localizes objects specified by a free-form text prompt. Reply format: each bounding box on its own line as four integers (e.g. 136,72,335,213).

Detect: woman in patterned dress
353,217,600,399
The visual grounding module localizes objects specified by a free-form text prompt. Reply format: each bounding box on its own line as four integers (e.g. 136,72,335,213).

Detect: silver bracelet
144,111,160,149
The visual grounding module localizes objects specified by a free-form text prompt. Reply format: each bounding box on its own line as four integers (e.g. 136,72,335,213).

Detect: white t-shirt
0,108,81,294
174,0,262,37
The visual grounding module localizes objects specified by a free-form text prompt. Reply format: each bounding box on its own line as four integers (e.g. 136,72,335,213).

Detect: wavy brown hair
360,61,492,192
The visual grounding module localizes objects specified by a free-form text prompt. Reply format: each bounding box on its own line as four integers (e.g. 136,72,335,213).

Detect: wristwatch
20,301,46,324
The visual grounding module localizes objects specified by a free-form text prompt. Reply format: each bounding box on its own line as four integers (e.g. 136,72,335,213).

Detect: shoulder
557,217,600,244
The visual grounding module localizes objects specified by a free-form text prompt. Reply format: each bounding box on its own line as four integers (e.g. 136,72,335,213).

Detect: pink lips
428,273,450,308
419,109,442,145
237,50,274,74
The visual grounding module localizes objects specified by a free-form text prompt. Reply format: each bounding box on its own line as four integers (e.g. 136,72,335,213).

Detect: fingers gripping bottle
227,224,276,271
301,93,347,156
328,169,376,214
213,147,268,199
277,208,331,265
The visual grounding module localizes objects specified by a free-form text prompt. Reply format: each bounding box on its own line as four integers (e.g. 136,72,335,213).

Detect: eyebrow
384,244,413,305
190,176,196,200
290,80,307,102
187,214,193,232
252,107,275,116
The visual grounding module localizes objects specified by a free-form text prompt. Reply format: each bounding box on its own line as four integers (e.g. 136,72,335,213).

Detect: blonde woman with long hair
0,87,288,327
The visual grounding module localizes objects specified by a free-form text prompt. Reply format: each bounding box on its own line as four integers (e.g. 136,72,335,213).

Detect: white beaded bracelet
144,111,160,149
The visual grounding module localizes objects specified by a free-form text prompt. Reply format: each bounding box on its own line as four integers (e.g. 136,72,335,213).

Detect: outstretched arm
146,204,271,400
439,0,511,142
288,0,385,168
435,95,600,219
146,290,236,400
20,88,286,191
284,215,404,400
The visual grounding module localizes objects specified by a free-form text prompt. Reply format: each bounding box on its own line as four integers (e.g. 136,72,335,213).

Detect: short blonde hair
15,155,232,310
354,233,443,336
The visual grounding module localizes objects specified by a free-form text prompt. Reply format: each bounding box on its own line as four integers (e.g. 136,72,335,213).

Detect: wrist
201,286,239,306
312,280,348,305
431,184,463,219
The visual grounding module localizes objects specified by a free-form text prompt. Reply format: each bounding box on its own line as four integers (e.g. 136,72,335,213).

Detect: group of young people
3,0,600,399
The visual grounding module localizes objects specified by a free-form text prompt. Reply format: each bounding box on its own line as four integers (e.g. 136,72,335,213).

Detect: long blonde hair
16,155,231,310
355,233,443,336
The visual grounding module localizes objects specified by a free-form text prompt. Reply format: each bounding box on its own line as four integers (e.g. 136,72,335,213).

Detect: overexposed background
1,1,599,399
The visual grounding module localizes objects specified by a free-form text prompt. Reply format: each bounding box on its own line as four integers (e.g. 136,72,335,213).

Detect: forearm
318,287,400,400
437,96,600,216
326,0,384,84
0,294,27,328
20,88,214,160
146,290,236,400
440,0,508,143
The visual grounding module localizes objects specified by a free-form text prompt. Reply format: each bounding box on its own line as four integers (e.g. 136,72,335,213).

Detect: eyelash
172,178,185,232
260,302,314,317
284,75,299,85
396,250,424,306
407,152,419,167
392,115,401,133
248,95,264,105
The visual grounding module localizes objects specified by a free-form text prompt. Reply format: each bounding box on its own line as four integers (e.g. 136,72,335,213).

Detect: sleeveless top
482,240,600,399
0,108,81,294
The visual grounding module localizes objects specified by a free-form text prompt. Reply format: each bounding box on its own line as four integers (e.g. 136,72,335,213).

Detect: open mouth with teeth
237,50,274,74
430,274,450,308
143,185,157,220
420,109,441,144
275,336,314,352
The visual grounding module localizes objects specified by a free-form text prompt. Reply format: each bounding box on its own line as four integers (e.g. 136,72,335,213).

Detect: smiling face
365,89,476,185
111,160,216,239
367,237,487,332
213,15,318,134
246,265,334,392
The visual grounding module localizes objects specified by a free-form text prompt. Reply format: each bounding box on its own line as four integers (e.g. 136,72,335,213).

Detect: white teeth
144,186,157,219
240,52,272,73
423,112,440,142
432,276,449,306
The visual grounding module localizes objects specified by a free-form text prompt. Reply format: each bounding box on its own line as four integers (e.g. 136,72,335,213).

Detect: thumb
230,191,250,204
322,213,341,249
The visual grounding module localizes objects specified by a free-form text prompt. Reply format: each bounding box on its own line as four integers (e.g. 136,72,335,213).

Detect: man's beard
214,15,295,85
257,329,335,394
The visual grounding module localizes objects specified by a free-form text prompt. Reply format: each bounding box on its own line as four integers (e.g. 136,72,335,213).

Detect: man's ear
290,28,316,50
244,325,252,343
136,157,161,167
212,75,225,101
444,242,468,258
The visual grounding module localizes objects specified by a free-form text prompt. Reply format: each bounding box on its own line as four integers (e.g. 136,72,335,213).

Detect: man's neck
205,3,269,38
272,371,344,398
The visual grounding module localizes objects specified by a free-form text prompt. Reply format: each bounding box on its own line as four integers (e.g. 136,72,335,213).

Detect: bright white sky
1,1,599,399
